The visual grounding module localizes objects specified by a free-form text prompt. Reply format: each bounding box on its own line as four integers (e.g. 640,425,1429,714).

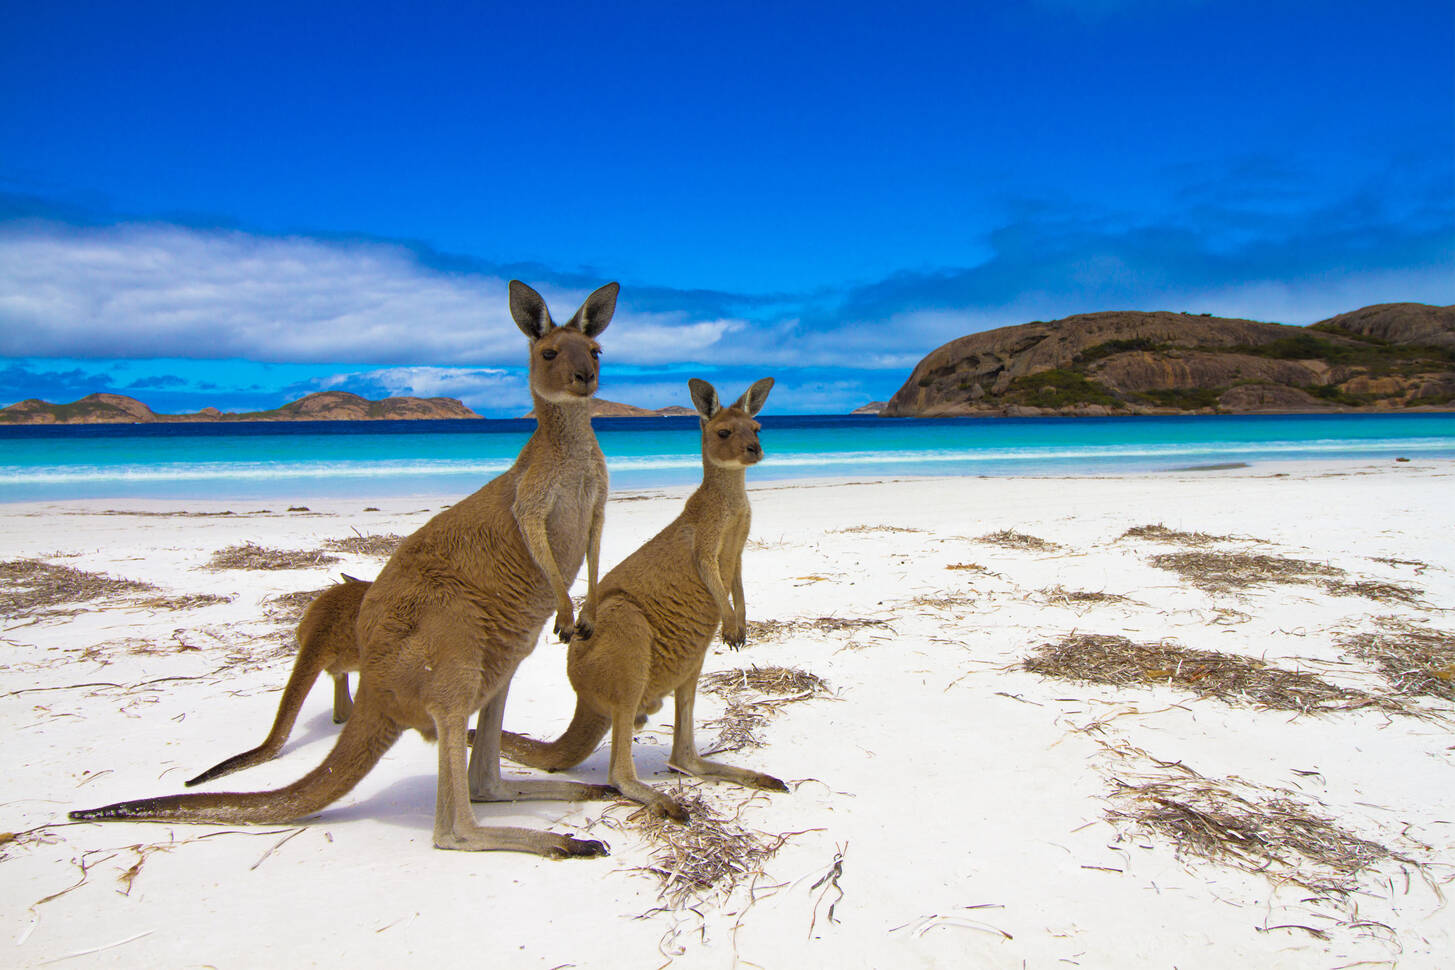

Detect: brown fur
71,281,622,857
501,377,784,821
185,576,370,787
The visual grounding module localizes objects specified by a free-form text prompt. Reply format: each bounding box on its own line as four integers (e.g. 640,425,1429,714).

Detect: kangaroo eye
541,349,558,360
591,348,602,359
717,429,731,439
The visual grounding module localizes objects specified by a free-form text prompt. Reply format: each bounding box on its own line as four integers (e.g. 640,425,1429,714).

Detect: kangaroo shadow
311,731,682,833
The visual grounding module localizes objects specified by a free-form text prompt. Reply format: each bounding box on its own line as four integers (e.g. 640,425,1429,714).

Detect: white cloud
0,222,742,368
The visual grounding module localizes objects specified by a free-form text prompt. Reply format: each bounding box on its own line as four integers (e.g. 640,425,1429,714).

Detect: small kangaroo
72,281,619,857
185,575,370,787
501,377,785,821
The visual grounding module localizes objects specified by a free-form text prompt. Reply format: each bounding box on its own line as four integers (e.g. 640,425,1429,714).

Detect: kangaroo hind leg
468,677,614,804
433,713,607,857
668,669,788,793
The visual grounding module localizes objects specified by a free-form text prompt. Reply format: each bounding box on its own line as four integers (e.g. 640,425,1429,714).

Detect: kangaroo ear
731,377,775,417
565,281,619,337
688,378,720,420
509,280,553,340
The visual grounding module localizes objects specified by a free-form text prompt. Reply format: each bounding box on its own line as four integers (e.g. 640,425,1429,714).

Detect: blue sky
2,0,1450,416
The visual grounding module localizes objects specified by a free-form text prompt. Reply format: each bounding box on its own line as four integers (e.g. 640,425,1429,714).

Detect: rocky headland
881,302,1455,417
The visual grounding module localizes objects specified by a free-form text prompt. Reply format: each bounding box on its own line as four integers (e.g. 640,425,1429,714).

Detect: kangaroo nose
574,369,591,384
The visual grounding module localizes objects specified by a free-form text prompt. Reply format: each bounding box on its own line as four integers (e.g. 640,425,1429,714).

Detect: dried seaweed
829,524,925,534
1108,767,1406,894
1342,620,1455,702
1148,550,1344,594
262,587,331,626
1321,579,1423,605
745,616,890,641
206,543,341,571
976,529,1061,552
700,664,831,753
130,593,234,611
1035,585,1133,608
1117,524,1242,546
0,559,155,617
323,532,404,557
909,590,978,611
701,665,830,697
1023,633,1395,714
617,788,789,908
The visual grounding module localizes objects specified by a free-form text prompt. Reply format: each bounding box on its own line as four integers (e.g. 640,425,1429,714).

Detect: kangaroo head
689,377,774,468
510,280,618,403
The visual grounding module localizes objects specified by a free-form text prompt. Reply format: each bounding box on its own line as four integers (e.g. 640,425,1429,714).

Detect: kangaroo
501,377,785,822
185,575,370,787
72,280,619,857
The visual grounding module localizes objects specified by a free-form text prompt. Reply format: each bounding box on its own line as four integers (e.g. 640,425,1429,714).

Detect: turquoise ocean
2,413,1454,503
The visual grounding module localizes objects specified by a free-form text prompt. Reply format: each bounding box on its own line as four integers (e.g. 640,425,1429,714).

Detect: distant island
0,390,709,425
881,302,1455,417
522,399,699,419
0,391,479,425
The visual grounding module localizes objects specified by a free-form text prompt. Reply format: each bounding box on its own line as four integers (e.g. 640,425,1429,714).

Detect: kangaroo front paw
721,621,745,649
573,612,595,640
553,610,575,642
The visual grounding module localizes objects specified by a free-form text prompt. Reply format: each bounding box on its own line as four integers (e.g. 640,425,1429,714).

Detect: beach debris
700,664,831,754
205,543,341,571
808,844,847,936
829,524,925,534
1341,619,1455,701
975,529,1062,552
1107,762,1411,895
322,532,404,558
1321,579,1424,605
1147,549,1344,594
1370,556,1428,575
746,616,890,641
1034,585,1135,610
1023,633,1398,714
1116,524,1245,546
609,785,791,908
0,559,155,618
262,586,332,626
130,593,234,611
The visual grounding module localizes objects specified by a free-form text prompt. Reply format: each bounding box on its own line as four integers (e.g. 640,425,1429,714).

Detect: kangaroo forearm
520,514,571,610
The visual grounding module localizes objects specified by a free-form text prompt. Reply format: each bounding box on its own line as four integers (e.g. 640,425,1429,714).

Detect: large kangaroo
501,378,785,822
185,575,370,788
72,281,619,857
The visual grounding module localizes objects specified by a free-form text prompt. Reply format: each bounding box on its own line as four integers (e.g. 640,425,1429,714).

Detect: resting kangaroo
185,575,370,787
501,377,785,822
72,280,619,857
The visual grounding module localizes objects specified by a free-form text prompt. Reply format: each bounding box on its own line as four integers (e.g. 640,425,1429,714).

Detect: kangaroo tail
185,644,332,789
500,701,609,772
72,688,401,825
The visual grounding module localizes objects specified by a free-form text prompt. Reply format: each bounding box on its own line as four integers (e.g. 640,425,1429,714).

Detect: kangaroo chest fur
356,434,605,695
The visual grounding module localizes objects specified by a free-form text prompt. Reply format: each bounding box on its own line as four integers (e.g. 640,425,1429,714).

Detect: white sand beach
2,461,1453,969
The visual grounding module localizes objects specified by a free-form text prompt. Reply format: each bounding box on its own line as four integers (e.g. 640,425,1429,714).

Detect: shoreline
1,454,1449,512
2,465,1452,968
